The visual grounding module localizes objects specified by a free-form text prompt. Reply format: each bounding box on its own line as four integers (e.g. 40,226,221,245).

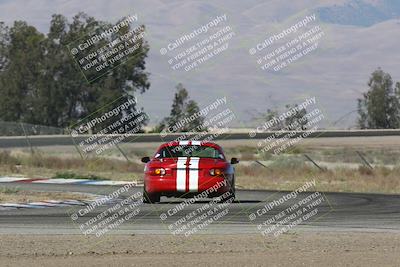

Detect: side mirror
230,157,239,164
141,156,150,163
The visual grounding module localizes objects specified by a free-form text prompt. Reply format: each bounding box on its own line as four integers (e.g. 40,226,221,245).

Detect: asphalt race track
0,183,399,235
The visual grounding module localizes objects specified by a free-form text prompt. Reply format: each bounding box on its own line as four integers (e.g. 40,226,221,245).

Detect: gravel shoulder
1,232,399,266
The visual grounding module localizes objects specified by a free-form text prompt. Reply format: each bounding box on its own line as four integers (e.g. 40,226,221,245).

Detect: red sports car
141,141,238,203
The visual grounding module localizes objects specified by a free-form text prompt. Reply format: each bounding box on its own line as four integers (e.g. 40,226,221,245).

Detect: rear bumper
144,175,231,196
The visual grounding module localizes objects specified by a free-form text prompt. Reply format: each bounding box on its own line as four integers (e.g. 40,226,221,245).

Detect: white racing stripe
175,157,200,192
176,157,187,192
179,140,189,145
175,142,201,192
179,140,200,145
189,157,200,192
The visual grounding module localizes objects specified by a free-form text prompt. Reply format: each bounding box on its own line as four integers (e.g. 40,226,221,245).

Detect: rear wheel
143,188,160,203
230,176,236,200
222,177,235,202
227,188,235,202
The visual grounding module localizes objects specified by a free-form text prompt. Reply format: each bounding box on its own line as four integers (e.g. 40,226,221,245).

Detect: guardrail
0,129,399,148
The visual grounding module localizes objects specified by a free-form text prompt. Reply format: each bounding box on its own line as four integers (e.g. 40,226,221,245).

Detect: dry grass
0,147,399,194
235,163,400,194
0,150,143,181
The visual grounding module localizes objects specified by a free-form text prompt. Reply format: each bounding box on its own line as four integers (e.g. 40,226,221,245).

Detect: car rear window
156,145,224,159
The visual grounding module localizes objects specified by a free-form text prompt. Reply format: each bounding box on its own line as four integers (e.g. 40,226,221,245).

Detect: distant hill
318,0,400,26
0,0,399,128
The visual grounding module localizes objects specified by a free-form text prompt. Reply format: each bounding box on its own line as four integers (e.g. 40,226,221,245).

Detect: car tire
227,189,235,202
228,176,235,202
220,177,235,202
143,188,160,203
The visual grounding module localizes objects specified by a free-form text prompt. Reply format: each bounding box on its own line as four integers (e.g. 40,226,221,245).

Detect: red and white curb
0,176,142,210
0,176,143,186
0,196,121,211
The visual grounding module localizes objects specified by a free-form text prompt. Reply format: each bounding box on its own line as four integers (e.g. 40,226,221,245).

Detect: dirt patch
0,232,399,266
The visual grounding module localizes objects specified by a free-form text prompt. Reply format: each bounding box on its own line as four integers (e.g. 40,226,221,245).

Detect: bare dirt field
0,232,399,266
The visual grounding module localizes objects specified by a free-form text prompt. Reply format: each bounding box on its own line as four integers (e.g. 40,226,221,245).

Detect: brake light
209,168,224,176
150,168,166,176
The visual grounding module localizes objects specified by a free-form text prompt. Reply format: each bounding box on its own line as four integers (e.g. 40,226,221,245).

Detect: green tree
0,22,9,72
0,13,150,132
284,104,308,130
0,21,45,122
157,83,205,132
262,104,308,130
262,108,284,130
357,68,400,129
